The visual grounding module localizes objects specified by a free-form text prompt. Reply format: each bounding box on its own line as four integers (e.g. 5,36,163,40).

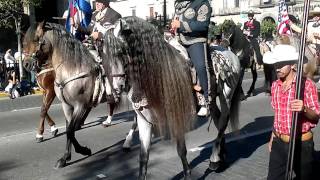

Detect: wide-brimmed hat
248,10,254,17
310,7,320,16
263,44,299,65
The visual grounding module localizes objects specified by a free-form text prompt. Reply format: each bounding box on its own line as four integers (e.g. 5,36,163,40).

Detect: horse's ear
35,21,46,38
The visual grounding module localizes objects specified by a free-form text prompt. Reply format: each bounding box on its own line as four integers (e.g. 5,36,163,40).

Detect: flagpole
285,0,311,179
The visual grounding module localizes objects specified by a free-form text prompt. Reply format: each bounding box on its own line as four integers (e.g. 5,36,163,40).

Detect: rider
243,10,263,67
71,0,121,59
171,0,212,116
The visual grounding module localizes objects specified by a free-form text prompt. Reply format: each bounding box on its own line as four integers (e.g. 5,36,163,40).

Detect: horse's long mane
105,17,196,139
49,23,96,71
25,23,96,72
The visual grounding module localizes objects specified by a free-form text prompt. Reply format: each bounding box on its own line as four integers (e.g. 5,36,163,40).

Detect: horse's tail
229,79,241,132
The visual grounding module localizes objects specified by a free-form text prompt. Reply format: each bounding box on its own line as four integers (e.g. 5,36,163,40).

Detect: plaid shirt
271,77,320,135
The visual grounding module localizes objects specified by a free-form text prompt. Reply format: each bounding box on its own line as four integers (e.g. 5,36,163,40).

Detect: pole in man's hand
285,0,311,179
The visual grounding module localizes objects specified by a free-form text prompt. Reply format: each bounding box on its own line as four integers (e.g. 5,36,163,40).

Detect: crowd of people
0,48,36,99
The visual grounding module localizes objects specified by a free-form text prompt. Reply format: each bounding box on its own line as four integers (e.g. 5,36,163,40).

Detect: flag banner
66,0,92,40
277,0,291,35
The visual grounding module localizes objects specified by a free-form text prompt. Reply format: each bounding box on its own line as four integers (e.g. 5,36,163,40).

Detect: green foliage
0,0,42,28
208,23,222,39
260,20,276,39
220,19,236,33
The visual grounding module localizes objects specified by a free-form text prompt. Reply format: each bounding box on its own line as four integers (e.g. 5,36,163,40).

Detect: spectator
264,42,319,180
4,71,21,99
4,49,15,71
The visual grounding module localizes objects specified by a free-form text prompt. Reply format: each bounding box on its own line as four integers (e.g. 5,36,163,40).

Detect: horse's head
23,22,52,72
221,20,237,46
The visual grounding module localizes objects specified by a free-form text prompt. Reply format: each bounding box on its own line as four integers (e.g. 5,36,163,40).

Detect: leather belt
273,131,313,143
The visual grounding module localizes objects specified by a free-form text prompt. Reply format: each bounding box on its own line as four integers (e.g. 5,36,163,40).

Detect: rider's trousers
185,42,209,101
249,38,263,65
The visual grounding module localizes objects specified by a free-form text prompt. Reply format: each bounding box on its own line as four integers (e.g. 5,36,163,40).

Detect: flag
277,0,291,35
66,0,92,41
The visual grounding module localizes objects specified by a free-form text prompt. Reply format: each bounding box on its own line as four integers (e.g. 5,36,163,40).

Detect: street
0,71,320,180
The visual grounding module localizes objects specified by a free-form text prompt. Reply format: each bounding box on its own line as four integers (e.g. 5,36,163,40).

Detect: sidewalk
0,89,57,112
0,88,43,99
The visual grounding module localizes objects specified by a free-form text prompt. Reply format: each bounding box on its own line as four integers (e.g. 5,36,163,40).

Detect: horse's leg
209,95,229,171
36,97,46,142
43,89,58,136
136,108,152,180
70,105,92,156
55,103,73,169
239,67,246,101
102,102,115,127
123,115,138,151
176,136,191,179
246,62,257,97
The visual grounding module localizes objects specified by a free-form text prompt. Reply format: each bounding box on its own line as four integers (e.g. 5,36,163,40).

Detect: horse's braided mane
115,17,196,139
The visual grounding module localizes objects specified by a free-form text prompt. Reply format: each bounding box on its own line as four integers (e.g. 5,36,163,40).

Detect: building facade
211,0,320,25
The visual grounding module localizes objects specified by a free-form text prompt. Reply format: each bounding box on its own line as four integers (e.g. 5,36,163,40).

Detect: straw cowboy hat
263,44,299,65
310,7,320,16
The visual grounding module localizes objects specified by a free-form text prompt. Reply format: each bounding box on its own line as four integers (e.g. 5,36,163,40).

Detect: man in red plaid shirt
263,39,320,180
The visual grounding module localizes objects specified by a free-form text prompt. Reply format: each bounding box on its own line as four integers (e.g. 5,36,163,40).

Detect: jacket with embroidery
175,0,212,45
243,19,260,38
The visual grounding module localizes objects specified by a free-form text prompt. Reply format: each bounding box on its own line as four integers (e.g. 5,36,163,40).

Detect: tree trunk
14,17,23,80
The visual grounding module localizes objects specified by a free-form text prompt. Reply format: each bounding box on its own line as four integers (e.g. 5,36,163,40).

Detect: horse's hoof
76,147,92,156
36,137,43,143
54,159,67,169
101,123,111,128
184,169,191,179
208,161,222,172
52,129,58,137
240,95,247,101
122,147,131,152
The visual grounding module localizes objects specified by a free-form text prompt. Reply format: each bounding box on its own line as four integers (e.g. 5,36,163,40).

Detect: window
235,0,239,7
150,7,154,18
132,9,136,16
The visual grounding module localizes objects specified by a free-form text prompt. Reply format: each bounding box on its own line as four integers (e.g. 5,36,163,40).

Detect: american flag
277,0,291,35
278,0,288,23
66,0,92,41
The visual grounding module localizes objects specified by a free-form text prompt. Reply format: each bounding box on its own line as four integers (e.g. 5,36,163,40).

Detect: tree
0,0,42,79
260,19,276,40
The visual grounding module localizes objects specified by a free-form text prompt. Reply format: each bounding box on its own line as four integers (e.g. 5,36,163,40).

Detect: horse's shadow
173,116,273,180
41,111,136,143
313,150,320,179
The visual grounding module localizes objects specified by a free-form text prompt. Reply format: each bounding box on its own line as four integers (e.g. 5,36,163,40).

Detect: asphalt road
0,71,319,180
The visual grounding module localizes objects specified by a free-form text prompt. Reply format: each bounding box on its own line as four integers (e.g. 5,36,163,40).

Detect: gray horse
106,16,242,179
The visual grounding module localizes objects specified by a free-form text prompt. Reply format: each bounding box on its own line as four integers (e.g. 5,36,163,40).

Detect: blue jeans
186,43,209,101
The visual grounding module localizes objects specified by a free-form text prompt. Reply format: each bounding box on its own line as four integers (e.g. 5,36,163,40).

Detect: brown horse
34,67,58,142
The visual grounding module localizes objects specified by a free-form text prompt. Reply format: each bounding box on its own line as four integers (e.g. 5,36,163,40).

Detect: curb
0,89,43,99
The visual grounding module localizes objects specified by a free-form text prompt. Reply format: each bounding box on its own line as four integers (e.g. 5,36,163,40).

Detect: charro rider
171,0,212,116
71,0,121,59
243,10,263,68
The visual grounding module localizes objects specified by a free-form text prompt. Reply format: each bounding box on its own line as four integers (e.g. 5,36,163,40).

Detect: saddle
166,36,238,104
